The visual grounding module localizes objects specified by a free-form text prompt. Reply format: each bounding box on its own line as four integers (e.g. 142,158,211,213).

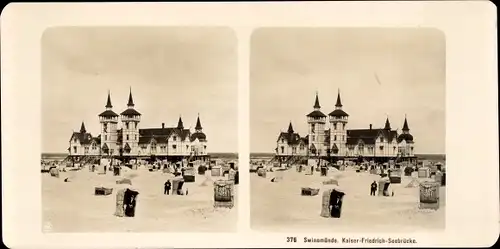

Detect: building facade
275,91,416,163
68,89,209,162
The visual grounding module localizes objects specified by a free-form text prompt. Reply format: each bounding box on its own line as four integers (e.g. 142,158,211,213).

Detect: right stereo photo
249,27,446,232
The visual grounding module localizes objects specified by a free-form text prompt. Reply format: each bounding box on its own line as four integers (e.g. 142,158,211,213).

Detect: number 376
286,237,297,243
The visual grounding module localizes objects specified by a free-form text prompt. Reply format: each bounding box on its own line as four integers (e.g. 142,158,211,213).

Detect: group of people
163,179,188,196
370,180,394,197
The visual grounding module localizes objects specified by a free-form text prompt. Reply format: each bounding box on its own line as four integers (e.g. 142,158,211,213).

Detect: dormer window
380,137,384,143
173,136,177,141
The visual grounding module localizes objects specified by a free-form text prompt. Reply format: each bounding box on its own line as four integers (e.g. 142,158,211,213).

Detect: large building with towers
67,89,209,163
275,90,416,164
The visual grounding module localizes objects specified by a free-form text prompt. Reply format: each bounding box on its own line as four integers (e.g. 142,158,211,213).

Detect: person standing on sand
370,181,377,196
164,180,171,195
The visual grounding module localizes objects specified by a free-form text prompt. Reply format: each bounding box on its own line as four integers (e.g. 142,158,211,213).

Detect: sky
42,27,237,153
250,28,445,154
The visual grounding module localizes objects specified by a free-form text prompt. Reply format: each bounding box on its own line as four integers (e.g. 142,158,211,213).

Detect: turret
306,92,326,156
120,87,141,155
98,91,119,156
329,89,349,156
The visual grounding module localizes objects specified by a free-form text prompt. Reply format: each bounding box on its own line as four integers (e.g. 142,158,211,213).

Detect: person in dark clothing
370,181,377,196
329,189,345,218
164,180,171,195
177,180,185,195
124,188,139,217
383,182,390,196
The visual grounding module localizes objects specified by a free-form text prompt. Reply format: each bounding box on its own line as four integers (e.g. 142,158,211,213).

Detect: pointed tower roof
384,117,391,130
287,121,294,133
105,90,113,108
313,92,321,109
402,115,410,131
195,114,203,130
335,89,343,108
177,116,184,129
127,87,135,107
80,121,86,133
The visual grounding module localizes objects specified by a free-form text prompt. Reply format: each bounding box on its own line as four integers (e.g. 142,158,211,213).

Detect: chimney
369,124,372,130
162,123,165,129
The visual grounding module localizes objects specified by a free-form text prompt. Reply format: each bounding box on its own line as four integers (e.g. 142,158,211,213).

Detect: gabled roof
301,136,309,145
332,143,339,152
138,127,191,144
70,132,93,144
277,132,302,145
347,128,398,144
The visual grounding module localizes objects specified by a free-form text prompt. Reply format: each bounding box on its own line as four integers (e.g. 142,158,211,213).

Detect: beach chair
214,180,234,208
419,182,440,210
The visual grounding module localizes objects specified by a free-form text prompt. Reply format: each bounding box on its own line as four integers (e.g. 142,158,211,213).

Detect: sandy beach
42,165,237,233
250,166,445,232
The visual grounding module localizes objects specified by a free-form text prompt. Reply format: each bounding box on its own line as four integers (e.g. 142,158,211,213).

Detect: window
141,145,147,150
73,138,77,143
334,135,337,141
84,147,89,154
343,123,346,129
126,135,129,140
380,137,384,143
380,146,384,150
186,145,189,150
393,146,396,152
104,135,107,140
312,135,315,141
126,122,129,129
281,146,284,153
173,145,177,150
204,145,207,149
311,124,315,133
281,139,284,143
135,135,137,140
292,147,297,153
73,146,77,153
173,136,177,141
342,135,344,141
333,123,337,130
110,149,114,154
